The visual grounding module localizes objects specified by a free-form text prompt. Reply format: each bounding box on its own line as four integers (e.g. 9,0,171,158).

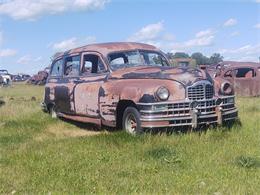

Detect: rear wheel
122,107,143,135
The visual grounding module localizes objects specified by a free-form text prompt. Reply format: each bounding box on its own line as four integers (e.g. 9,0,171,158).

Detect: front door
55,54,81,114
74,52,108,118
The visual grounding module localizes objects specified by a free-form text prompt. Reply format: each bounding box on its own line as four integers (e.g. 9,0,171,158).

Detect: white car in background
0,69,12,86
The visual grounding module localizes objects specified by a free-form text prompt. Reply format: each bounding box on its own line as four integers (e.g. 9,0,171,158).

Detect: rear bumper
137,96,238,128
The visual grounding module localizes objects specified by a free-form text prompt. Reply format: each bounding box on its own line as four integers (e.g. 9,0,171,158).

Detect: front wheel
122,107,143,135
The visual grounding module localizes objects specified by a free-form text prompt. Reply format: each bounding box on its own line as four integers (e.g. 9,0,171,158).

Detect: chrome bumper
137,96,238,128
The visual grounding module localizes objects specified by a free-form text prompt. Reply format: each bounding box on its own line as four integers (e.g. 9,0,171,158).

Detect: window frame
49,58,64,78
63,54,81,78
234,67,256,79
107,49,170,71
80,51,109,76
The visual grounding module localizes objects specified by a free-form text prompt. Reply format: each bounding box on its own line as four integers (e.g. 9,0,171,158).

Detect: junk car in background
42,42,238,134
13,74,31,82
202,61,260,97
27,68,49,85
0,69,12,86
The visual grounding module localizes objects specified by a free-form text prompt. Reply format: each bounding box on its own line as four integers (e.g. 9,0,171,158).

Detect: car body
27,69,49,85
13,74,31,82
42,42,238,134
0,69,12,86
202,61,260,97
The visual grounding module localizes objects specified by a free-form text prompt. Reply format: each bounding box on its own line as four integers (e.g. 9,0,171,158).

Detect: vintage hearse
42,42,238,134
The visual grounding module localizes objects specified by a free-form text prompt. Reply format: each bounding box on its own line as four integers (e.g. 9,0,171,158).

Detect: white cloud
0,0,109,20
219,44,260,62
230,31,240,37
170,29,215,52
223,18,237,27
17,55,42,64
254,23,260,29
0,49,17,57
256,0,260,3
127,21,164,42
51,36,96,51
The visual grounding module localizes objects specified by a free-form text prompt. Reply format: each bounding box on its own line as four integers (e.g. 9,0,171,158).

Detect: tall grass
0,83,260,194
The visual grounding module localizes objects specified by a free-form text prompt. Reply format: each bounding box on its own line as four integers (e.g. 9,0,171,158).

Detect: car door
54,54,81,114
74,52,108,117
46,58,63,110
233,67,257,96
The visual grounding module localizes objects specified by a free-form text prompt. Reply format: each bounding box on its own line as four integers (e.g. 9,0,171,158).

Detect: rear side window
235,68,255,78
64,55,80,77
50,59,63,77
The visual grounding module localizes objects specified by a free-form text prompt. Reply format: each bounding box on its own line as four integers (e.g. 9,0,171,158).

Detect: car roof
221,61,260,69
53,42,160,60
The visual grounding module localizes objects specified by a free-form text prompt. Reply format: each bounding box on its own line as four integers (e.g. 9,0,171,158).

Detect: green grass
0,83,260,194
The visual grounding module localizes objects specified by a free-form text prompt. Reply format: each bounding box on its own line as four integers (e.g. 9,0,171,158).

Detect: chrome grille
187,81,214,100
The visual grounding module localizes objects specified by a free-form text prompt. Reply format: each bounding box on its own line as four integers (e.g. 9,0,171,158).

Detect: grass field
0,83,260,194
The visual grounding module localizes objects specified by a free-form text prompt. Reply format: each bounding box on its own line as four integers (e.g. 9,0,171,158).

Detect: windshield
108,50,169,70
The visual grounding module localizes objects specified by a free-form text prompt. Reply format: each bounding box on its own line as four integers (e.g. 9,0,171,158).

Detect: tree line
166,52,224,65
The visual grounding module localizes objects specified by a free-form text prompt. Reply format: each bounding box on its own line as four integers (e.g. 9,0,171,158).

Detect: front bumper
137,96,238,129
41,102,48,112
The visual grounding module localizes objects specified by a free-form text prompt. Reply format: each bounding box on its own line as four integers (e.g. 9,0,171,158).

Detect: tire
122,107,143,135
49,105,57,119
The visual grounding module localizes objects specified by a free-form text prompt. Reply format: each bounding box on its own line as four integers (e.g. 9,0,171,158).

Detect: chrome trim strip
137,96,235,106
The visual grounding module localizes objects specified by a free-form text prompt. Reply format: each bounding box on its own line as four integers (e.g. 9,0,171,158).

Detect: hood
110,66,210,86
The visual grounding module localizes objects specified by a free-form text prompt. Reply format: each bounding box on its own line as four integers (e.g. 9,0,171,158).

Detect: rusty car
201,61,260,97
42,42,238,134
28,68,49,85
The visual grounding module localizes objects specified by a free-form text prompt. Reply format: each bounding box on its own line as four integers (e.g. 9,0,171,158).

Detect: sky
0,0,259,74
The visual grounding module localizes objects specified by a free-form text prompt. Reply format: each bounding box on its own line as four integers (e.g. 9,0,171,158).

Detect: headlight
220,82,233,95
155,87,170,101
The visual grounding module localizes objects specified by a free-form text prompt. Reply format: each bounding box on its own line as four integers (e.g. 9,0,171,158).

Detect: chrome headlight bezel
155,86,170,101
220,82,234,95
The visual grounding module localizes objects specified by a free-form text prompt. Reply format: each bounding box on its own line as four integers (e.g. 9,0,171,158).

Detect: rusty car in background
27,68,49,85
201,61,260,97
42,42,238,134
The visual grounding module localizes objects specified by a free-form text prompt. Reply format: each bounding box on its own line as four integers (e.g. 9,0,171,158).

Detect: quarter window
64,55,80,77
50,59,63,77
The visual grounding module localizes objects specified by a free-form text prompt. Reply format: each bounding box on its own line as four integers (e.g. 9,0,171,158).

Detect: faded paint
43,42,238,129
202,62,260,97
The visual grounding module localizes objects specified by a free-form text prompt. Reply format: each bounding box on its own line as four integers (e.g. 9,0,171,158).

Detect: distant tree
172,52,190,59
191,52,209,65
209,53,224,64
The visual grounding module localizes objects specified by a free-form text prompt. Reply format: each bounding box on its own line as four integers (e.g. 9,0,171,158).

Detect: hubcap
125,113,137,134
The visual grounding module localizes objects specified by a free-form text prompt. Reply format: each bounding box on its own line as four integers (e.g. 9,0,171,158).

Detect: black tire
122,107,143,135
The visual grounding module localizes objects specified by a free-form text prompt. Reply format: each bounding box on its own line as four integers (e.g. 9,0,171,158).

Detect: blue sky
0,0,259,74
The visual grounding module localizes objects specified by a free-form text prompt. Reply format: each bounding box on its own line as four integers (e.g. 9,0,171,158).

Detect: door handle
73,79,83,84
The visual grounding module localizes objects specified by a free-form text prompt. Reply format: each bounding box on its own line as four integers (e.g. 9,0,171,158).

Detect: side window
82,54,106,74
224,70,233,78
235,68,255,78
50,59,63,77
64,55,80,77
